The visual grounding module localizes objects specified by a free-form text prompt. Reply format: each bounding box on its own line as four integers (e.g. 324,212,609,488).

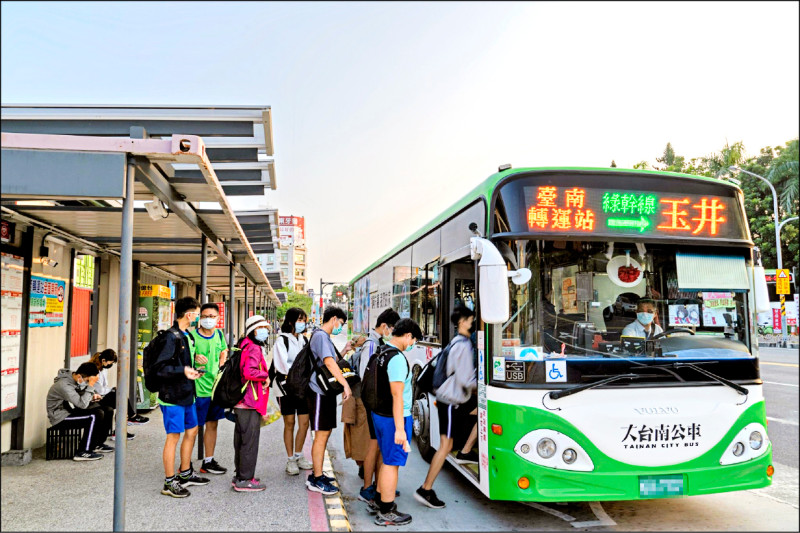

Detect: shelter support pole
197,235,208,459
113,157,135,531
228,263,235,346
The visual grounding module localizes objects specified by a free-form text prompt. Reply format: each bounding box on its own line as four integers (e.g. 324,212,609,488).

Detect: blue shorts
371,413,413,467
160,403,198,434
195,396,225,426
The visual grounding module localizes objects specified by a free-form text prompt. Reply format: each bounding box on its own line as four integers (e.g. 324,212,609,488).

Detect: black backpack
361,345,405,416
283,331,319,400
142,329,184,392
431,336,467,393
210,345,245,408
268,333,308,395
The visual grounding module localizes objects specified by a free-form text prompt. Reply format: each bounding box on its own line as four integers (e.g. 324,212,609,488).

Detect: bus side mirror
752,265,771,314
471,238,532,324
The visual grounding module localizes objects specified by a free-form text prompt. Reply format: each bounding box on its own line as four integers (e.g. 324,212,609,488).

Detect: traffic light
336,291,343,297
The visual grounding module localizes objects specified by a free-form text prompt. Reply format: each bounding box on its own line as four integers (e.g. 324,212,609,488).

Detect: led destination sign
521,185,745,240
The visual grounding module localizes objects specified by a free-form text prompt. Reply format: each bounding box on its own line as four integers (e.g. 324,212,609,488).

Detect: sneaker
199,458,227,475
109,431,135,441
366,499,380,515
359,484,377,503
128,414,149,425
297,456,313,470
375,504,412,526
286,457,300,476
414,487,446,509
455,450,479,464
94,443,115,453
306,474,339,495
73,451,103,461
161,478,190,498
178,470,210,487
233,477,266,492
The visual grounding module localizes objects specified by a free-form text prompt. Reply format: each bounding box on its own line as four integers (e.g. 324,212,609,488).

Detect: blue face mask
332,324,343,336
255,329,269,342
637,312,655,325
404,342,415,353
295,322,306,334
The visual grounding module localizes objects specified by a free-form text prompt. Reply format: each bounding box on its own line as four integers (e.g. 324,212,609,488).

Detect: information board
29,275,65,327
1,252,24,412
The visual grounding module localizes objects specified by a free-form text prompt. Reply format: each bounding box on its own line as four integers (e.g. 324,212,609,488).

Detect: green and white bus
349,167,774,502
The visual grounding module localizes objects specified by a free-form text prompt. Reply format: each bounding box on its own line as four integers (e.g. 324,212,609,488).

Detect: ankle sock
165,475,176,483
179,467,192,478
378,500,394,514
204,456,213,463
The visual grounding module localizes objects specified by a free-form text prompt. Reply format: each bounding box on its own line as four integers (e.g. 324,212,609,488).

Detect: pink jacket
235,337,270,415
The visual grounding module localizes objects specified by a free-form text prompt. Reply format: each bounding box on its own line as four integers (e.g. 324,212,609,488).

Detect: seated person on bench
621,298,663,340
46,362,113,461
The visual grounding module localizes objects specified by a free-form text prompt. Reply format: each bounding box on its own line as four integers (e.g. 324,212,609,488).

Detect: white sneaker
297,456,313,470
286,457,300,476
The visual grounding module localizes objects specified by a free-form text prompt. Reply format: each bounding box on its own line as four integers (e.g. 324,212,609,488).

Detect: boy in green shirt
189,303,229,475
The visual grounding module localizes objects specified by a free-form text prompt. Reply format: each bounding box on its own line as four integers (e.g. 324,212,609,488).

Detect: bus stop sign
776,269,790,295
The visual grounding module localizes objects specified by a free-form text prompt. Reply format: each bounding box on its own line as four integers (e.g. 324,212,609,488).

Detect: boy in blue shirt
371,318,422,527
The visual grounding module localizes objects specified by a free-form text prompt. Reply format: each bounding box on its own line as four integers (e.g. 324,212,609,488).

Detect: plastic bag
260,394,282,427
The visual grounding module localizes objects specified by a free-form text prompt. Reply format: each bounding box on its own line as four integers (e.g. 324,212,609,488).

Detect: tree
276,286,313,321
633,160,650,170
655,142,686,173
610,160,617,168
702,140,746,178
766,139,799,212
330,284,349,303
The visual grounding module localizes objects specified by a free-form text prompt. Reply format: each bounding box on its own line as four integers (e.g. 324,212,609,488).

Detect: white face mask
199,318,217,330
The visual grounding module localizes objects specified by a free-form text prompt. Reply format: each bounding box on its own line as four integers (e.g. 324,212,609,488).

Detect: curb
323,449,352,532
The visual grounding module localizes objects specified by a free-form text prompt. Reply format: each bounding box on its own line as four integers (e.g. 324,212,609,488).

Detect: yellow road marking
761,361,799,367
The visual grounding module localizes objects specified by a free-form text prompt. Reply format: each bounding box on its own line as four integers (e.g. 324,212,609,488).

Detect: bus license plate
639,475,684,498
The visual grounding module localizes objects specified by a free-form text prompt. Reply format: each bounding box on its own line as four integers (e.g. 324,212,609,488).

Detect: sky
2,1,798,293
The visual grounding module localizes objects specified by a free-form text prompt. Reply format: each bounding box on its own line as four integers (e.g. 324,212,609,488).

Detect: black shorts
365,407,376,439
307,390,337,432
437,396,478,440
277,393,309,416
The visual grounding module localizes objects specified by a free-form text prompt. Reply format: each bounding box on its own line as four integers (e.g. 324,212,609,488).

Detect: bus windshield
494,239,754,382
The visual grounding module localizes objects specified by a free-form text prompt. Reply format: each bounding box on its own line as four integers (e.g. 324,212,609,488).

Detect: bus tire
412,392,435,463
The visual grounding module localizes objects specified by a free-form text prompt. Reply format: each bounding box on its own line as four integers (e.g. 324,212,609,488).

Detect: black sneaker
128,414,149,425
199,458,228,475
306,474,339,495
366,498,380,515
414,487,446,509
375,504,412,526
110,431,135,441
73,451,103,461
179,470,210,487
94,443,115,454
455,450,478,464
162,478,190,498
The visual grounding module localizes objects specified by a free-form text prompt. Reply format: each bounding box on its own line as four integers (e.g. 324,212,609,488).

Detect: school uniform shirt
621,320,663,339
386,342,412,417
358,329,383,379
273,332,305,374
308,329,338,396
189,328,228,398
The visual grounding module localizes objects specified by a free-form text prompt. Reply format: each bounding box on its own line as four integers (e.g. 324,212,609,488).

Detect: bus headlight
537,438,556,459
562,449,578,464
720,423,769,466
515,429,594,472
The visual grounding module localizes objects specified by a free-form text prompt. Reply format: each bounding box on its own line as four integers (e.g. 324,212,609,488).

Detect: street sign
776,269,790,294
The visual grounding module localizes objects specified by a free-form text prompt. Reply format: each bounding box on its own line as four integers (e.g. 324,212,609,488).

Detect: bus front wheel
412,393,435,463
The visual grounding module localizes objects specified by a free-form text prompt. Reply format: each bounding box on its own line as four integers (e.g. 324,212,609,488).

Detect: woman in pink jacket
232,315,271,492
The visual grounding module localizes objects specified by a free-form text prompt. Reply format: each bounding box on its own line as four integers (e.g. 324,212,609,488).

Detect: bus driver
621,298,663,339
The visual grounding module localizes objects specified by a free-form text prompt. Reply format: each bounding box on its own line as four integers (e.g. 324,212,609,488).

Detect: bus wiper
549,373,644,400
670,362,749,396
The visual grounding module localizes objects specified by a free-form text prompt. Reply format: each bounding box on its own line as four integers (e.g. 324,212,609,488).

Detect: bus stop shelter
1,105,281,530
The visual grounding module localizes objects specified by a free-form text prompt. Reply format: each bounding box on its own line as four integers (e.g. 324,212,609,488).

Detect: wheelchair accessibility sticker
545,360,567,383
514,346,542,361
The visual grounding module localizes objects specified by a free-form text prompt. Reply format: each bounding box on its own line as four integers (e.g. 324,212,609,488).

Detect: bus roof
348,166,739,285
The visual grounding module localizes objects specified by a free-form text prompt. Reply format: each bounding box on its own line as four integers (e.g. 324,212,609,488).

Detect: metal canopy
1,127,280,305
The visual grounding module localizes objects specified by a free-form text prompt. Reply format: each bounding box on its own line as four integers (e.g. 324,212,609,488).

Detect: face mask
295,322,306,334
637,312,655,325
332,324,343,336
190,316,199,327
465,298,475,311
255,329,269,342
199,318,217,330
404,342,415,353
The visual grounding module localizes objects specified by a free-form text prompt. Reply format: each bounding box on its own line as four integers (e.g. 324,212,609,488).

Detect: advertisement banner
29,275,65,327
217,302,225,330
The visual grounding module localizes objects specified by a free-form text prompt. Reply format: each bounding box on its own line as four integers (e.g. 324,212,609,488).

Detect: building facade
258,215,306,293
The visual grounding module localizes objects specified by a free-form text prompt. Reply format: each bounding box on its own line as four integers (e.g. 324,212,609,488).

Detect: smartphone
196,368,207,374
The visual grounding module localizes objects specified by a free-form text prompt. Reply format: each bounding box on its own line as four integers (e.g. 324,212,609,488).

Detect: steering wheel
652,328,695,340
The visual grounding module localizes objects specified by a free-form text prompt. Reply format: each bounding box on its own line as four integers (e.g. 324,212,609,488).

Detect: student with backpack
305,306,352,495
231,315,272,492
273,307,313,476
189,303,229,476
148,296,209,498
362,317,422,526
352,308,400,506
414,305,478,509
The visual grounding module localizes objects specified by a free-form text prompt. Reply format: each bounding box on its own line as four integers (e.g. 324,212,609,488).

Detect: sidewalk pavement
1,407,316,531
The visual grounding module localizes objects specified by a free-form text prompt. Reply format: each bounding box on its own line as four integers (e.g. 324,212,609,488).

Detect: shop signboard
1,252,24,412
29,275,65,327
